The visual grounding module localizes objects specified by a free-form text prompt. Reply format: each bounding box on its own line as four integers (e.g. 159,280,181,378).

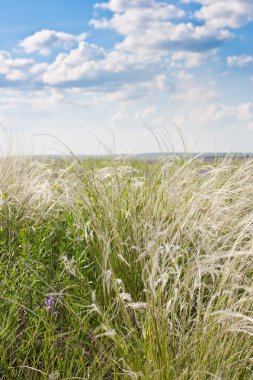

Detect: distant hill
31,152,253,161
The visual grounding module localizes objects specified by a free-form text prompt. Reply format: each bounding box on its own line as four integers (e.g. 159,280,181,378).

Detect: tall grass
1,154,253,379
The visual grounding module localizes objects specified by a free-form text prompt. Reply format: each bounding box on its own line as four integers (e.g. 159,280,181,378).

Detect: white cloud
97,84,146,102
0,88,65,110
20,29,87,55
92,0,231,63
175,70,194,81
109,103,159,129
227,54,253,67
154,74,167,91
174,102,253,127
29,62,49,78
192,0,253,29
237,102,253,120
170,50,217,68
115,23,227,59
109,105,128,127
0,1,247,94
94,0,185,19
41,41,107,84
136,105,157,120
0,51,34,81
41,40,166,90
220,70,231,77
91,0,253,78
172,86,220,102
91,74,172,103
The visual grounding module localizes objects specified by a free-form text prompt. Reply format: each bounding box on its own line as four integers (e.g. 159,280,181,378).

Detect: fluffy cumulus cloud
20,29,87,56
1,0,252,93
41,41,158,89
42,41,106,84
91,0,230,58
0,40,169,102
94,0,185,17
186,0,253,29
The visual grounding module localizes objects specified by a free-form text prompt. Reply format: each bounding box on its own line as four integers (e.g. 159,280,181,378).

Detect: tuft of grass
1,154,253,379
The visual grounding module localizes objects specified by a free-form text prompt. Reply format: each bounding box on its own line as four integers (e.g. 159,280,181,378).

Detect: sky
1,0,253,154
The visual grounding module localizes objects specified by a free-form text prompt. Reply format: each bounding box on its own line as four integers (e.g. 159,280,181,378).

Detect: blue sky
1,0,253,154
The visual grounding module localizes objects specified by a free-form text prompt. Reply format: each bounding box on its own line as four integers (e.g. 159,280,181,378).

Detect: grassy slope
1,155,253,379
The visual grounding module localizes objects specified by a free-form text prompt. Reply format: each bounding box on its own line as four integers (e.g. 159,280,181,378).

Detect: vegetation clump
1,154,253,379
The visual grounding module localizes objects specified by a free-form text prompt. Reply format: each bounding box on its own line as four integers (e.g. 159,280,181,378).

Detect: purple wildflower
45,296,55,312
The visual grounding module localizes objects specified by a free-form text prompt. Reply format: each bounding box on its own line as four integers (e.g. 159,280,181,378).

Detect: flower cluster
45,296,57,316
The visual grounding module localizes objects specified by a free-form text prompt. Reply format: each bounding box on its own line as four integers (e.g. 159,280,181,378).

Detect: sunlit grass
1,154,253,379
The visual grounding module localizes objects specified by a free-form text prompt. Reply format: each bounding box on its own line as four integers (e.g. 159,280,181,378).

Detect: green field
1,154,253,379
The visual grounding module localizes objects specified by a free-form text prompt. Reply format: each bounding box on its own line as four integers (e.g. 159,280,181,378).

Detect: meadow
1,153,253,379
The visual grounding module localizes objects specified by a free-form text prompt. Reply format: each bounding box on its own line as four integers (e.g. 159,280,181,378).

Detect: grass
1,153,253,379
